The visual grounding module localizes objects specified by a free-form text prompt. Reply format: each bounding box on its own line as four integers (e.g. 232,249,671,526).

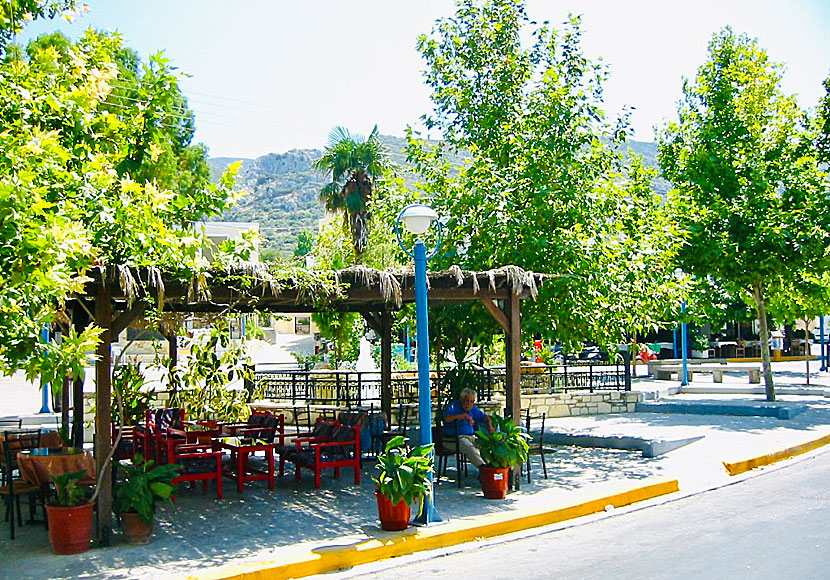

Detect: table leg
237,451,245,493
268,448,275,489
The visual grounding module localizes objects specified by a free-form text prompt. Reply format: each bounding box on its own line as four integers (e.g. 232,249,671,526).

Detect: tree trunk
751,280,775,401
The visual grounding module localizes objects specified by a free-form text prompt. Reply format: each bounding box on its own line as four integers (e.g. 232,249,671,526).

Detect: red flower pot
376,492,411,531
46,502,94,554
121,511,154,544
479,466,510,499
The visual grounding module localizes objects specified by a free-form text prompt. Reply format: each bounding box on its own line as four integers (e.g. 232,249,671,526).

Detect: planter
121,511,153,544
375,492,411,531
46,502,94,555
479,466,510,499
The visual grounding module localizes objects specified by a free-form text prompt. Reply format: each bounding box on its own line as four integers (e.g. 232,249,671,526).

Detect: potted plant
113,454,180,544
474,413,530,499
372,435,434,531
46,470,94,554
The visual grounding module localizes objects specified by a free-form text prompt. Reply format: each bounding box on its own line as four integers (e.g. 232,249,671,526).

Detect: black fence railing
252,361,626,407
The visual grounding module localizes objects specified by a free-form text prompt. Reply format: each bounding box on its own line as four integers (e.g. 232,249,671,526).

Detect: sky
16,0,830,159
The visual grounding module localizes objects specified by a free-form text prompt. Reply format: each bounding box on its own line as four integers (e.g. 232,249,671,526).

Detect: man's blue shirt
443,401,486,436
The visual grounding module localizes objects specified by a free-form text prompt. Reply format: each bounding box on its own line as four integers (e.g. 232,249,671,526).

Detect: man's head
459,388,477,411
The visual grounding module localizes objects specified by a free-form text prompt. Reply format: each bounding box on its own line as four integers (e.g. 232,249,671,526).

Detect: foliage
293,230,315,258
168,322,253,422
50,469,88,507
816,73,830,164
474,413,529,469
111,362,154,426
0,0,78,51
410,0,680,349
313,125,394,261
113,454,180,525
311,310,362,368
658,28,830,399
373,435,433,513
0,23,241,384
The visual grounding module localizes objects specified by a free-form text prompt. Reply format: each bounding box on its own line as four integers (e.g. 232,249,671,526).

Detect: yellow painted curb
723,432,830,476
185,479,678,580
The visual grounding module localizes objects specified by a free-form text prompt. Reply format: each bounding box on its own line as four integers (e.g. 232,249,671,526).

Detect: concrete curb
185,479,679,580
723,433,830,476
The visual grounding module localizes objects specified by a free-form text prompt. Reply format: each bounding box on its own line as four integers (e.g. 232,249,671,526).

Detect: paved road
324,450,830,580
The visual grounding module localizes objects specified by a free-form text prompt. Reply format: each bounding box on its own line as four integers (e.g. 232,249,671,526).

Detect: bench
651,364,761,384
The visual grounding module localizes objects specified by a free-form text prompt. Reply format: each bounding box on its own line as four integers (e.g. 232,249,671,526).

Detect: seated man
443,388,494,468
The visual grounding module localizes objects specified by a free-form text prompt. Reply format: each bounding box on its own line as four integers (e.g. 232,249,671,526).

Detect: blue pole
673,328,678,359
821,316,827,372
39,325,51,413
680,301,689,386
412,239,440,525
405,325,411,363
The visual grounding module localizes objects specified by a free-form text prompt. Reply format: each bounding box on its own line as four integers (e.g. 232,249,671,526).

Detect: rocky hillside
210,136,669,256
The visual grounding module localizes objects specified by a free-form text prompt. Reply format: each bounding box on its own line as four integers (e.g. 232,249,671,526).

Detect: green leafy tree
816,72,830,164
0,0,77,52
0,24,240,383
293,230,315,259
658,28,830,400
410,0,680,351
313,125,393,261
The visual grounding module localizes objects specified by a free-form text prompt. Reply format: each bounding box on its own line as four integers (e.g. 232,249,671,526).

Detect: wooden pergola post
94,282,113,546
380,311,392,422
72,303,90,447
507,291,522,428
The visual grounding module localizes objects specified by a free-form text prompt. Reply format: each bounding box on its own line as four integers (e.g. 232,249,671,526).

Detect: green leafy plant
113,454,181,525
50,470,89,507
474,414,530,469
373,436,434,515
112,363,155,426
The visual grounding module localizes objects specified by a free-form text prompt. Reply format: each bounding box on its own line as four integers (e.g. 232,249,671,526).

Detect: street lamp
395,203,442,525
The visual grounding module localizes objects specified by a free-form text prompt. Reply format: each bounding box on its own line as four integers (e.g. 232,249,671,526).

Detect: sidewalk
2,360,830,580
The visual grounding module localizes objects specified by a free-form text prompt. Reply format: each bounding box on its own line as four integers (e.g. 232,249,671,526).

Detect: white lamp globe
400,204,438,235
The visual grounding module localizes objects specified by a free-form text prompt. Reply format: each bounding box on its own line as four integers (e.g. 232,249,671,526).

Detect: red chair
134,408,185,461
286,422,361,489
157,430,225,500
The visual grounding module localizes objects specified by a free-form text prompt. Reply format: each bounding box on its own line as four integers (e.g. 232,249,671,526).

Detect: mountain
209,136,668,256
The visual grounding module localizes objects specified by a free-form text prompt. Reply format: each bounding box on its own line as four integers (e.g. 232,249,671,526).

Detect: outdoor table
0,429,62,454
17,447,96,487
211,436,277,493
181,422,221,444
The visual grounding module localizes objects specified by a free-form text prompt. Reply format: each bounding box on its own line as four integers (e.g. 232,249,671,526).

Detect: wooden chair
286,422,361,489
523,409,548,483
157,431,225,499
1,430,43,540
371,403,410,456
432,424,468,487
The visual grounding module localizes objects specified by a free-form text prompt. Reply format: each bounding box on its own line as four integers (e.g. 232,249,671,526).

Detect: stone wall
492,390,642,418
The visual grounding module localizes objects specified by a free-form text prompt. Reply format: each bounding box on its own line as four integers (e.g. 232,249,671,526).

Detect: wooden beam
111,300,148,337
360,311,383,335
507,291,522,491
480,298,509,333
95,283,113,546
72,304,90,448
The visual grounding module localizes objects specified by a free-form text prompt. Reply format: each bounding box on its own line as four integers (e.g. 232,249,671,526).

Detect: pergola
71,264,544,542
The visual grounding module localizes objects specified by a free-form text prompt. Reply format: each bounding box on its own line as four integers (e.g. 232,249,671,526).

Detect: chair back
0,418,23,428
2,429,42,479
293,406,312,433
524,408,546,452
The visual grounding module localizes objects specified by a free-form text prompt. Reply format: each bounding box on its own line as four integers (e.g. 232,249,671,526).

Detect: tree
0,0,77,52
816,72,830,164
658,28,830,401
313,125,393,261
0,25,240,380
409,0,680,350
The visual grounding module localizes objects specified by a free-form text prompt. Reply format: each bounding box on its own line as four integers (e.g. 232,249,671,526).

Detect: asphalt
3,358,830,580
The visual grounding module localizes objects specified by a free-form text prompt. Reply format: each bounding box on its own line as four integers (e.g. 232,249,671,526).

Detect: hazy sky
17,0,830,159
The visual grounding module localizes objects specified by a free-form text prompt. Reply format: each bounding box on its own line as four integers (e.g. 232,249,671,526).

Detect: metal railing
252,361,626,407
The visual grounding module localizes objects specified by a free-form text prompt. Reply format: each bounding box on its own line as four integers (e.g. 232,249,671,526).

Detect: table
17,447,96,487
0,430,63,454
211,436,277,493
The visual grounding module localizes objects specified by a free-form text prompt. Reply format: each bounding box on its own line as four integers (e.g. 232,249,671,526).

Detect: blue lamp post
395,203,442,526
39,324,51,413
820,316,826,372
680,300,689,386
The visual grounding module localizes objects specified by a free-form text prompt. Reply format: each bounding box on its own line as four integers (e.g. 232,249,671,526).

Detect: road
323,450,830,580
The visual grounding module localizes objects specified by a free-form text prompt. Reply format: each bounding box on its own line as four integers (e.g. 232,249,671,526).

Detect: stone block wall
491,390,642,418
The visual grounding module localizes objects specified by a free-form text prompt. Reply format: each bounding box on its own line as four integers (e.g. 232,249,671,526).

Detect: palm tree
313,125,392,260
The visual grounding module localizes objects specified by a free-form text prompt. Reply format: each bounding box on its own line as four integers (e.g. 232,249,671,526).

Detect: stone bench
651,364,761,384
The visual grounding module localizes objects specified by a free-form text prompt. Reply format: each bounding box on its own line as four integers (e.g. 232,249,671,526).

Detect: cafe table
211,436,277,493
17,447,96,487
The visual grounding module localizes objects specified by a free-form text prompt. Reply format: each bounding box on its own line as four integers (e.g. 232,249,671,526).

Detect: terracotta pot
479,466,510,499
46,502,94,555
376,492,411,531
121,511,154,544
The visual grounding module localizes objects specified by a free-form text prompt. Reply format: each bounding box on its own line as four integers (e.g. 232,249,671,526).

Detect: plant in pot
47,470,95,555
372,435,434,531
474,413,530,499
113,454,180,544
